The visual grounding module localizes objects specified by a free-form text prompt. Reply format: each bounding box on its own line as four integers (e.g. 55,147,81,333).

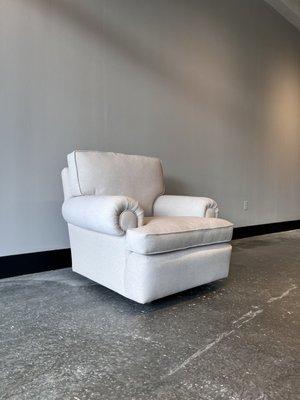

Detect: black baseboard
0,249,71,279
232,219,300,240
0,220,299,279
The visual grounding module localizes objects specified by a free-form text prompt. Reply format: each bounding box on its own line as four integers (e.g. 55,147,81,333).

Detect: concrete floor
0,231,299,400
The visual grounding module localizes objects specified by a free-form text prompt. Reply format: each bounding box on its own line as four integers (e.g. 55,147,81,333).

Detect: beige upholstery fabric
119,210,139,231
67,151,164,216
68,224,231,304
62,195,144,235
153,195,219,218
62,150,233,303
125,243,232,303
126,216,233,254
61,168,72,201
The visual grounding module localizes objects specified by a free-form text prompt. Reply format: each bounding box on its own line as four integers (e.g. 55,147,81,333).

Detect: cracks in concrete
267,284,297,303
165,329,236,377
232,307,262,326
165,283,297,378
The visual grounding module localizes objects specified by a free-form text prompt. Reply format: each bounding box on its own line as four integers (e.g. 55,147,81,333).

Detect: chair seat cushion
126,217,233,255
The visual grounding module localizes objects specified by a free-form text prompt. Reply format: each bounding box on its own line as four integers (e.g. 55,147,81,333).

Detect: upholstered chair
62,151,233,303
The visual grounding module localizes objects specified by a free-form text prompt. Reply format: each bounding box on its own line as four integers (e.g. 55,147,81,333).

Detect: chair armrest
153,195,218,218
62,195,144,235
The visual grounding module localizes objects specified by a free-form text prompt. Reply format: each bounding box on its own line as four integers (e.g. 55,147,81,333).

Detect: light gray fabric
62,195,144,235
69,224,127,294
61,168,72,201
62,151,233,303
68,224,231,304
125,243,232,303
126,216,233,255
153,195,219,218
67,151,164,216
119,210,139,231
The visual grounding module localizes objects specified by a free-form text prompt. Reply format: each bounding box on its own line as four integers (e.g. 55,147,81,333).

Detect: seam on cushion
73,151,163,205
131,223,234,237
74,150,83,195
73,150,161,162
127,238,233,255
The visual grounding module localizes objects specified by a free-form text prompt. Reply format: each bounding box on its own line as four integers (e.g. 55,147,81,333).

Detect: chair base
69,224,232,304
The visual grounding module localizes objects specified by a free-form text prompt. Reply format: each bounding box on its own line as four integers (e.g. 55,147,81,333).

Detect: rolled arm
153,195,218,218
62,195,144,235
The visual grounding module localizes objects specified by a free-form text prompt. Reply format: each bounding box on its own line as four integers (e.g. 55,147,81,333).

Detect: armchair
62,151,233,303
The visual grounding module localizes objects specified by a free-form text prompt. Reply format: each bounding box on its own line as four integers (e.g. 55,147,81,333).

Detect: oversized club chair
62,151,233,303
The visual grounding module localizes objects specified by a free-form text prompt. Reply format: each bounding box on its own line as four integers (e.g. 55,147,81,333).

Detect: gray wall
0,0,299,256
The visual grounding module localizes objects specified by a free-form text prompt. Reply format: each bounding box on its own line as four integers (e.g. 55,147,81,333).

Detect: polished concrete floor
0,231,299,400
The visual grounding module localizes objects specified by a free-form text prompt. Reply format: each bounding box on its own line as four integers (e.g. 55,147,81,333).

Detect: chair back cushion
67,151,164,216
